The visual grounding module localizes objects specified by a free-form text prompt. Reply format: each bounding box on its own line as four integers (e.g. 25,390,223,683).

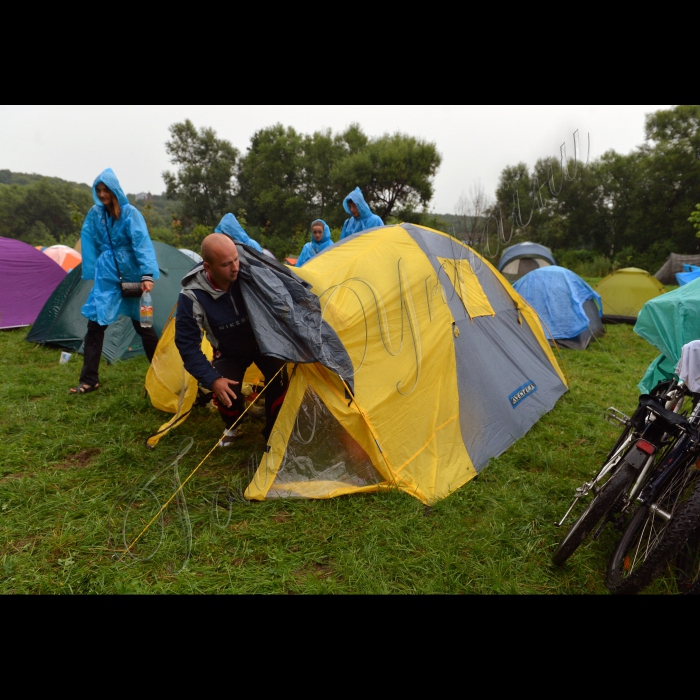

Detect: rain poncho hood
81,168,159,326
180,244,354,389
296,219,333,267
214,213,263,253
339,187,384,239
513,266,602,340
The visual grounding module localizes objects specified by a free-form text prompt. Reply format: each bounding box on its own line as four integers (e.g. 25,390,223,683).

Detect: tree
454,180,492,246
235,124,307,240
0,178,92,247
162,119,239,229
332,131,442,221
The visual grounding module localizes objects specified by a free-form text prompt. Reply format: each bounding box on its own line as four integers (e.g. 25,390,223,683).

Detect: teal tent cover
635,277,700,392
26,241,196,364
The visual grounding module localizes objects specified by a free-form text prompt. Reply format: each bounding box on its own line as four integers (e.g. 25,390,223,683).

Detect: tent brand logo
509,381,537,408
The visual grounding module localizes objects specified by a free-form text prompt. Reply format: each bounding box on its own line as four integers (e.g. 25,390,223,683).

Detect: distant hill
0,169,179,247
0,169,92,192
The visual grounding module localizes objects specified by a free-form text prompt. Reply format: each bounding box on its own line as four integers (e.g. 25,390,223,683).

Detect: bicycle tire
606,461,700,594
674,522,700,593
552,463,636,567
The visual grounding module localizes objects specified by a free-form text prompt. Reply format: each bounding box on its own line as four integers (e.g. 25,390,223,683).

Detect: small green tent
594,267,666,323
26,241,196,363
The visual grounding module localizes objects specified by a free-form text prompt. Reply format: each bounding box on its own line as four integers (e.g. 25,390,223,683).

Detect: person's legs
211,354,249,429
132,319,159,362
78,320,107,387
255,356,288,441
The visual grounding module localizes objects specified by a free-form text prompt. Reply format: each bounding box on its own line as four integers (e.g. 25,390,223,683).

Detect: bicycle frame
554,381,690,529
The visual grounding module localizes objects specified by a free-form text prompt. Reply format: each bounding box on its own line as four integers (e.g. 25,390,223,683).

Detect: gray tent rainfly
497,242,556,281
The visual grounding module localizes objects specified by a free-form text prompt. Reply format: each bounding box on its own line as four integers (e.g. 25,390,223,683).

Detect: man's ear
202,260,210,272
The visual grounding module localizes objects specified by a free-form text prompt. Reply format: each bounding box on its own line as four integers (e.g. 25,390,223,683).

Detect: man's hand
141,280,154,292
212,377,239,408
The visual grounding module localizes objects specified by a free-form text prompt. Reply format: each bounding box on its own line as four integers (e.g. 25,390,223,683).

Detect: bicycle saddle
646,402,692,435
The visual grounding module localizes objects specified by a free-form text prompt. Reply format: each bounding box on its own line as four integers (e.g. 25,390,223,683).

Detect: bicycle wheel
552,463,636,567
606,459,700,594
674,522,700,593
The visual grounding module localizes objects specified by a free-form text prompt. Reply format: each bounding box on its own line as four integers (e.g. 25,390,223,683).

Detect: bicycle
605,388,700,594
552,379,687,567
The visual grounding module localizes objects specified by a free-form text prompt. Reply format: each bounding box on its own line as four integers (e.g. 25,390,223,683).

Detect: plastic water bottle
140,290,153,328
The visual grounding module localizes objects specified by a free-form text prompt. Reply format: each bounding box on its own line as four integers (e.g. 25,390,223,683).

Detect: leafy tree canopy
163,119,239,229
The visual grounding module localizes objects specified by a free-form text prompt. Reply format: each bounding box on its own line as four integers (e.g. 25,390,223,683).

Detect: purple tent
0,237,67,329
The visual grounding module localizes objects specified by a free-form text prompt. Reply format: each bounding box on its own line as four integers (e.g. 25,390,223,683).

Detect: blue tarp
498,242,555,272
513,266,602,340
676,264,700,286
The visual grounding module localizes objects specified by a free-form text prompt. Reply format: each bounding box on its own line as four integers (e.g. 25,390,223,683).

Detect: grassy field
0,322,682,594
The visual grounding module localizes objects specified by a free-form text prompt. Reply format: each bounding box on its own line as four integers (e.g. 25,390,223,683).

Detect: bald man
174,234,287,446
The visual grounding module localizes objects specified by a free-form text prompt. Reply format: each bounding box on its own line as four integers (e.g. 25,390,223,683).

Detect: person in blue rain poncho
296,219,333,267
338,187,384,240
214,213,264,253
69,168,160,394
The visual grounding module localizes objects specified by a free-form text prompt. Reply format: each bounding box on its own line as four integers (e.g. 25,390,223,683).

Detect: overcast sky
0,105,673,214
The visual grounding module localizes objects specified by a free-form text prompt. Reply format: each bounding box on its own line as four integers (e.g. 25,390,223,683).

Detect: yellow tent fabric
594,267,666,320
144,316,262,447
244,224,567,504
145,224,567,504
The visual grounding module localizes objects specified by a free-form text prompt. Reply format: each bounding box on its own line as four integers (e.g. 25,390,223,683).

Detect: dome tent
146,224,568,505
0,237,66,329
497,242,556,281
594,267,666,324
41,244,82,273
513,266,604,350
25,241,196,364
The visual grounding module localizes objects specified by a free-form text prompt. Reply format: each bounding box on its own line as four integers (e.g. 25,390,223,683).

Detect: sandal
68,383,100,395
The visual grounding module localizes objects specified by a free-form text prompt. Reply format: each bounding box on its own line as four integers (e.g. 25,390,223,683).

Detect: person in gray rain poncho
215,212,264,253
69,168,160,394
296,219,333,267
338,187,384,240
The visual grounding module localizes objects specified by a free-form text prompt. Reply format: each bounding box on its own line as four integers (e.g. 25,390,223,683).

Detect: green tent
635,277,700,392
26,241,196,364
594,267,666,323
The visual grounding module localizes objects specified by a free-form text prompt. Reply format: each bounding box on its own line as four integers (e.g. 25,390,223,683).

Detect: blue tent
513,266,604,349
498,242,556,281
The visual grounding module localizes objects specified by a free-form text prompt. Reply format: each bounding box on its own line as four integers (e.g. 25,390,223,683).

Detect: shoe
68,383,100,395
218,427,241,448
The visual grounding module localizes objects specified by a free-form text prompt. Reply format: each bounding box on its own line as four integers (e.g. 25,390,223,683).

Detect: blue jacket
81,168,159,325
339,187,384,240
214,213,263,253
296,219,333,267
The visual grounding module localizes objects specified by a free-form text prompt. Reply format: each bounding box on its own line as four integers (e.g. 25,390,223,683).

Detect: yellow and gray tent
147,224,568,504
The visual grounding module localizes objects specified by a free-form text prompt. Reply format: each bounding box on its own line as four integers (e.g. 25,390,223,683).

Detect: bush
555,249,612,277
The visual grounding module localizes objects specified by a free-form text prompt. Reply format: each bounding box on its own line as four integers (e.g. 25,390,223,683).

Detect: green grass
0,324,682,594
